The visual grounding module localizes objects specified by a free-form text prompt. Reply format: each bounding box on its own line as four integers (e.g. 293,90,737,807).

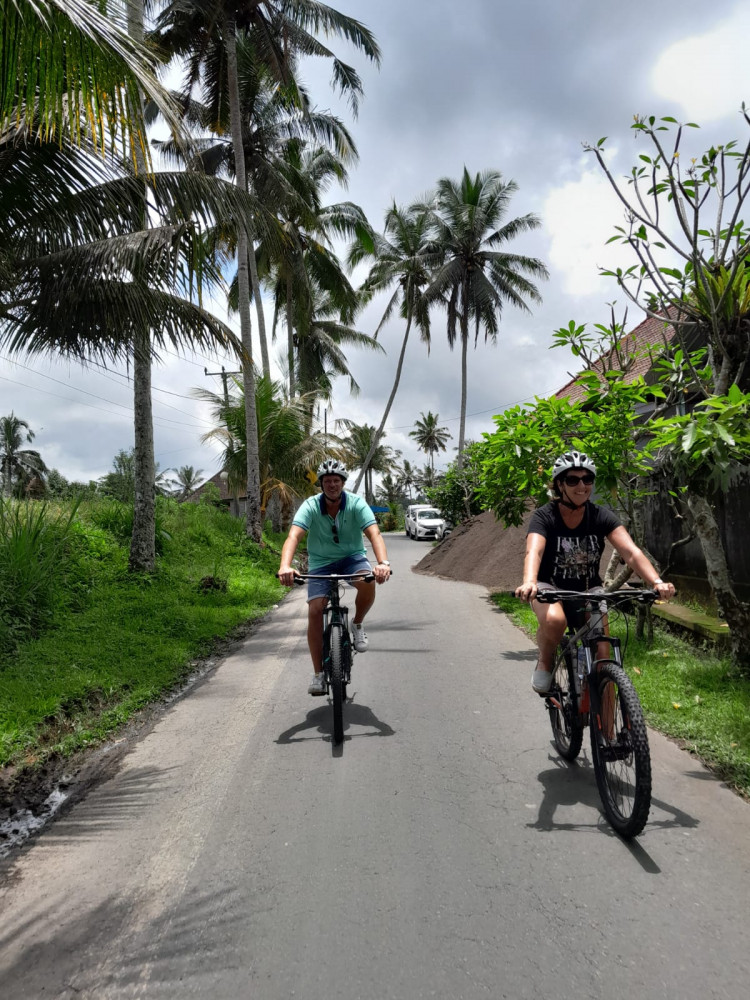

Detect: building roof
555,314,675,403
185,471,238,504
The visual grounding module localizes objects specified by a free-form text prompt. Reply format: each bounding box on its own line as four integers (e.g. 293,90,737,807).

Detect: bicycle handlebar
532,588,657,605
278,571,383,585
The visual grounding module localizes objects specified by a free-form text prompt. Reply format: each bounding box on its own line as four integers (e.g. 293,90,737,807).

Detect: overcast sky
2,0,749,489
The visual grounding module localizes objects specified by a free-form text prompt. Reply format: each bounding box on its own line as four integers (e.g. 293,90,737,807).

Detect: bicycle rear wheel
329,623,345,744
548,645,583,760
590,661,651,838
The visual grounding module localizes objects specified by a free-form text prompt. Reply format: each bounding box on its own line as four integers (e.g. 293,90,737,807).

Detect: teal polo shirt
292,491,377,570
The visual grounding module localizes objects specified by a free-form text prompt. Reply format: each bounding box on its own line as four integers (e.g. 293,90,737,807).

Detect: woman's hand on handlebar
515,581,538,603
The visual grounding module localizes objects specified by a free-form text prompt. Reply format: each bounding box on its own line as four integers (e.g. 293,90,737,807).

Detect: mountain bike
291,571,376,744
535,588,658,838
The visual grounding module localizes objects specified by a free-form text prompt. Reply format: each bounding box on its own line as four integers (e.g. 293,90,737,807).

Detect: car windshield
418,510,441,520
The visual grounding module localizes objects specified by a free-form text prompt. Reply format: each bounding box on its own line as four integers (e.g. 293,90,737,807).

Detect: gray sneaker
352,622,368,652
308,673,326,696
531,667,553,694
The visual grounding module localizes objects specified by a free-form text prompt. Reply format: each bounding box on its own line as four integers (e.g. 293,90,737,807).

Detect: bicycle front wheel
329,623,345,744
548,646,583,761
590,661,651,838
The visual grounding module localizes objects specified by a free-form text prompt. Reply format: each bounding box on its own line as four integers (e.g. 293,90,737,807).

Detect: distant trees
0,413,47,497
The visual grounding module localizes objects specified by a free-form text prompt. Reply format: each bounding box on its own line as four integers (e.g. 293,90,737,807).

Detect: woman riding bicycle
515,450,675,694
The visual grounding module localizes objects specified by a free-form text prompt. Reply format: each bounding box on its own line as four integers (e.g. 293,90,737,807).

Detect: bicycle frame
536,588,659,836
290,571,375,744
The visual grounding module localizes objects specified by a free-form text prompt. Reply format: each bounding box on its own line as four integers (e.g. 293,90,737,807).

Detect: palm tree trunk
248,242,271,380
351,315,413,494
126,0,156,572
457,317,469,471
129,337,156,571
286,274,295,396
226,19,262,542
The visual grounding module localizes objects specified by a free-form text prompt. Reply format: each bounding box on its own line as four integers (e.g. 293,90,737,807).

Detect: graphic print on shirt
554,534,600,582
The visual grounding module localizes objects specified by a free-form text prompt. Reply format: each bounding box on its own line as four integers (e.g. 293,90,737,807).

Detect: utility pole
205,366,242,516
204,366,241,413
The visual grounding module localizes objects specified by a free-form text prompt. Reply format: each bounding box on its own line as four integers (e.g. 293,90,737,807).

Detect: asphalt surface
1,534,748,999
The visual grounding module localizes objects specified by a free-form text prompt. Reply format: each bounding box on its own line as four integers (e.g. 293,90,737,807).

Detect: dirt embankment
412,510,530,592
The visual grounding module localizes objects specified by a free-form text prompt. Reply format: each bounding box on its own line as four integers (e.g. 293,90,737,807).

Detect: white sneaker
308,673,326,696
351,622,368,652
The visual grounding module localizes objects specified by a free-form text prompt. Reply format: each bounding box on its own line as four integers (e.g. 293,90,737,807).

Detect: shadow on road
528,751,700,867
275,700,395,747
0,880,262,998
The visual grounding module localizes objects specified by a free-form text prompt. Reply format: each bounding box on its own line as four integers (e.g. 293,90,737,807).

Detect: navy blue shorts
306,554,372,602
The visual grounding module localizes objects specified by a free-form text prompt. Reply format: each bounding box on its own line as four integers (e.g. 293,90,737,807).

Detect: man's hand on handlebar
373,563,391,584
277,565,299,587
515,581,538,603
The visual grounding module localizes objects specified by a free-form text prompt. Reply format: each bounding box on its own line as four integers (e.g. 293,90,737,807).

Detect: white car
405,504,447,540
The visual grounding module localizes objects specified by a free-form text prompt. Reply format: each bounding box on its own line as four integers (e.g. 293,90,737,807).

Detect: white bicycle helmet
316,458,349,483
552,450,597,480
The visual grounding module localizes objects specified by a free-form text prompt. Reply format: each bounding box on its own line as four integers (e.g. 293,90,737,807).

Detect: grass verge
0,499,286,788
492,593,750,798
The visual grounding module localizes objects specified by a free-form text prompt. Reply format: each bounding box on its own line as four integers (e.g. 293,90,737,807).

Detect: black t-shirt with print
527,501,621,591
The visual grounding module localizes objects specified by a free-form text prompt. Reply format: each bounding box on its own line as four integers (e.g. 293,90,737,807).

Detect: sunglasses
331,521,339,544
563,473,595,487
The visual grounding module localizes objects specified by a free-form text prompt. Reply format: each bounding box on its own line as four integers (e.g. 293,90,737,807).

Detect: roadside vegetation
492,593,750,798
0,497,285,781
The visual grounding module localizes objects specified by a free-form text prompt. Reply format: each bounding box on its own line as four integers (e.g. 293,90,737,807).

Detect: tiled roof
555,314,676,403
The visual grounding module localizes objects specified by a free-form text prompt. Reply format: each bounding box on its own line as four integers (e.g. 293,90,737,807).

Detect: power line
0,373,207,432
1,356,213,430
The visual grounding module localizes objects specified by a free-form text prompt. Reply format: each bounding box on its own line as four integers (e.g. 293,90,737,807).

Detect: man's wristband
653,578,664,586
378,560,390,567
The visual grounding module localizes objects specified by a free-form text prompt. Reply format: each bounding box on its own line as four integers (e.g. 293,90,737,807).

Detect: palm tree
0,413,47,497
2,0,183,159
268,140,369,399
348,202,436,494
395,458,418,499
195,374,330,528
154,0,381,541
409,411,451,471
292,289,383,427
169,465,206,500
1,0,267,570
338,419,398,504
424,168,549,467
414,464,439,494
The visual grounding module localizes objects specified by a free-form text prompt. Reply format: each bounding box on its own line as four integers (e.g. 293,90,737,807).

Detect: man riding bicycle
278,458,392,695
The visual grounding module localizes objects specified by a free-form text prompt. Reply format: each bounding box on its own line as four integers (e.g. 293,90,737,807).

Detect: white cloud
542,165,626,298
651,5,750,121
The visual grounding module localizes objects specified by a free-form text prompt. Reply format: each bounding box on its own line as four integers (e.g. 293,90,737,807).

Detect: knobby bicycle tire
329,622,345,744
549,645,583,761
590,660,651,838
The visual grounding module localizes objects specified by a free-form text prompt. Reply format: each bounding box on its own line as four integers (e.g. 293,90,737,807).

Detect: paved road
1,535,748,999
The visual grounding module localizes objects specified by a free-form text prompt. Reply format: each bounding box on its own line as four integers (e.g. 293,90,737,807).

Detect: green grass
491,593,750,798
0,499,285,776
